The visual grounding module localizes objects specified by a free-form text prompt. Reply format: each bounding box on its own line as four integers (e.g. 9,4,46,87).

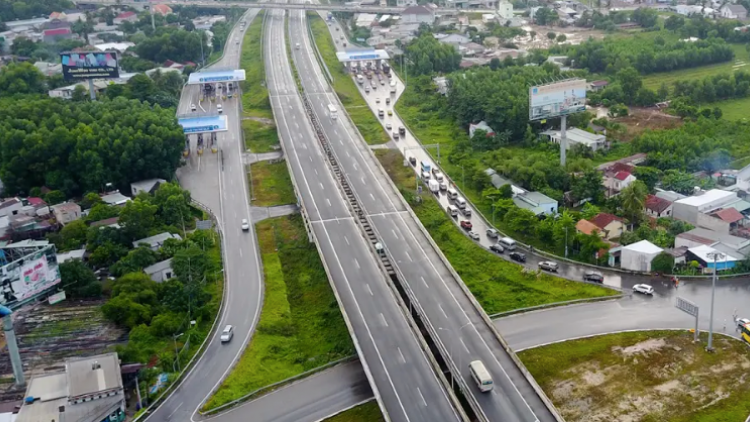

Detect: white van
378,108,384,118
469,360,493,392
455,196,467,209
498,237,517,251
447,188,458,200
460,207,472,217
447,205,459,217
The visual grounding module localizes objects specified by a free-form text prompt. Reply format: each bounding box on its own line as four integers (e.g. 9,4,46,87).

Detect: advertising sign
529,79,587,121
0,246,61,307
178,116,228,134
61,51,120,81
48,291,67,305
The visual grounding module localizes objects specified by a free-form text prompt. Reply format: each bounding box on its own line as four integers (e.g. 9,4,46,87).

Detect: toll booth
177,115,228,157
187,69,246,102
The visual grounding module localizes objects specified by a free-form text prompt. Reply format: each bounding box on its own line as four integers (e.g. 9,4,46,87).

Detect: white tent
621,240,663,272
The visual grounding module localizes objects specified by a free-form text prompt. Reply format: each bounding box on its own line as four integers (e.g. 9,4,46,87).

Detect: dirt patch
612,107,683,142
520,331,750,421
243,116,275,125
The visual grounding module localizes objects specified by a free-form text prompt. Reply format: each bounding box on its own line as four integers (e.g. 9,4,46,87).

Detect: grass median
323,401,384,422
376,149,618,314
308,13,390,145
240,10,272,119
203,214,355,411
520,330,750,421
249,160,296,207
243,118,279,153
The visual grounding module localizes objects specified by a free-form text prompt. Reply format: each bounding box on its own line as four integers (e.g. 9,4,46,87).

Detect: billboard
61,51,120,81
0,246,61,307
529,79,587,121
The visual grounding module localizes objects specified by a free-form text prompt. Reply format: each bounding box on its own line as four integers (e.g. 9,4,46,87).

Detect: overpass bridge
73,0,498,15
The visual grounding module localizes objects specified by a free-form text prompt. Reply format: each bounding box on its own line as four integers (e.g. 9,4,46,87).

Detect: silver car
220,325,234,343
538,261,559,272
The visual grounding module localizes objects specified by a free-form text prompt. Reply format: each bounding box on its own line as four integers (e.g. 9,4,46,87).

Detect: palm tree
620,180,648,228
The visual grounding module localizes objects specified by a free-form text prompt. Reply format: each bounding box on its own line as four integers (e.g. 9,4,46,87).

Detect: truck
328,104,338,120
428,179,440,194
420,160,431,174
356,74,364,85
327,12,333,21
390,79,397,94
382,62,391,75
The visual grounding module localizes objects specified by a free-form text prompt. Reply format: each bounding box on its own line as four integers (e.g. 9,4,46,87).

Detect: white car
241,218,249,231
220,325,234,343
737,318,750,328
468,231,480,240
633,284,654,295
376,98,380,103
191,103,196,112
439,181,448,191
486,229,499,238
217,104,223,114
386,123,392,130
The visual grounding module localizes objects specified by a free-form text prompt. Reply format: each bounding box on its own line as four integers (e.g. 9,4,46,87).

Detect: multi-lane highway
151,9,265,422
289,10,559,422
264,8,464,422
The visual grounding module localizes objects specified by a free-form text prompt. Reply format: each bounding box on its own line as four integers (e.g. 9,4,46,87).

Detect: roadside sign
675,296,699,342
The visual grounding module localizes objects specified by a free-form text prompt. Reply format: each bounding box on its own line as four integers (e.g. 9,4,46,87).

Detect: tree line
405,32,462,76
0,95,185,196
0,0,73,22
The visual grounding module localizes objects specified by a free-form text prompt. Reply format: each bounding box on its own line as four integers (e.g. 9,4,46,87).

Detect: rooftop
144,258,173,276
133,232,181,249
542,128,605,147
590,80,609,87
678,227,750,250
576,219,600,236
674,189,737,207
90,216,120,228
52,202,80,212
623,239,663,254
403,5,434,14
131,178,167,194
57,248,86,264
590,213,623,229
645,194,672,214
711,207,745,223
688,244,740,263
43,28,71,36
614,171,631,181
101,191,131,206
655,189,687,203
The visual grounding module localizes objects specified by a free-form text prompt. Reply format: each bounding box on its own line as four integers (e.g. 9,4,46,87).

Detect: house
114,11,138,25
460,42,485,56
645,194,673,218
512,191,558,216
655,189,687,203
434,76,449,96
397,0,418,6
401,5,435,24
596,153,648,172
42,28,72,44
57,248,86,264
131,178,167,196
51,202,82,226
589,213,625,240
604,170,636,197
498,0,514,20
469,121,495,138
675,227,750,256
686,244,740,273
152,4,174,15
144,258,174,283
101,191,132,207
0,198,23,218
696,207,746,233
133,232,182,251
620,240,663,272
720,4,747,20
15,353,125,422
90,216,120,229
542,128,607,151
34,61,63,76
589,80,609,91
94,42,135,53
576,219,602,236
672,189,738,225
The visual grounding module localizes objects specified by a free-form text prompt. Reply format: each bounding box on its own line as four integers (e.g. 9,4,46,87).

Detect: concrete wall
696,213,730,234
672,203,698,224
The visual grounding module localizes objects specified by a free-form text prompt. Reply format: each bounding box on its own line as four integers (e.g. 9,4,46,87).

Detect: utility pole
706,251,725,351
565,226,569,258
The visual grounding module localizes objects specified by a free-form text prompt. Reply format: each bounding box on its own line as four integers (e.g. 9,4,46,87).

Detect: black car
509,252,526,263
583,271,604,283
409,156,417,166
490,243,504,254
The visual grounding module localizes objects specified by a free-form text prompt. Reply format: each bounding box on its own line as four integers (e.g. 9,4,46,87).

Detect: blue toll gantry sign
178,115,228,134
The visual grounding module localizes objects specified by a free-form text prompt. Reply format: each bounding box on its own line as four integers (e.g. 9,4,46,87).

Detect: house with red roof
645,194,673,218
589,213,626,241
603,168,636,197
152,4,174,15
114,11,138,25
43,27,73,44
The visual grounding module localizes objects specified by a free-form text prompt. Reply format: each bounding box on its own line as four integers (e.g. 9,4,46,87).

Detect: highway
150,9,265,422
264,9,464,422
291,10,559,422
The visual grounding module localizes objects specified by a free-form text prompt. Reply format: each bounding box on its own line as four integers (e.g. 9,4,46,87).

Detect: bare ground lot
612,107,683,141
520,330,750,422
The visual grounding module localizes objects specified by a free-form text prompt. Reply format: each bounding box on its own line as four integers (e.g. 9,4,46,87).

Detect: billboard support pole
560,115,567,167
88,78,96,101
3,315,25,387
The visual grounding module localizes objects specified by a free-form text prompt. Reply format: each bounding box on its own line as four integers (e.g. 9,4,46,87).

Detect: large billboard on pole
61,51,120,81
529,79,587,121
0,246,61,307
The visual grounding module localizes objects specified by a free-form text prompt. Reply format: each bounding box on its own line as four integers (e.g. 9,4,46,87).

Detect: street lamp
173,333,184,372
438,322,473,391
706,251,725,351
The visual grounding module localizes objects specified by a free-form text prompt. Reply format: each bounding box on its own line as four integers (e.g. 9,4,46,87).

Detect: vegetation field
712,96,750,121
204,215,355,410
520,330,750,421
249,160,296,207
642,43,749,90
309,13,390,145
243,118,280,152
324,401,384,422
375,150,617,313
240,11,272,119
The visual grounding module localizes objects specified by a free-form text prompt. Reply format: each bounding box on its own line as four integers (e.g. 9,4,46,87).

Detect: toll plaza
187,69,246,101
177,115,228,157
335,48,390,74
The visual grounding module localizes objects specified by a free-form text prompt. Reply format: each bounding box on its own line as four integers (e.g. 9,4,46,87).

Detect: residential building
459,42,485,56
34,61,63,76
192,15,227,30
720,4,747,19
675,227,750,256
542,128,607,151
144,258,174,283
696,207,745,234
604,170,636,197
512,190,558,216
434,76,449,96
576,219,602,236
589,213,625,240
645,194,673,218
101,191,132,207
94,42,135,53
90,217,120,229
672,189,738,225
589,80,609,91
52,202,82,226
42,28,73,44
57,248,86,264
498,0,514,20
152,4,174,15
435,33,471,45
596,153,648,172
114,11,138,25
401,5,435,24
131,178,167,196
15,353,125,422
469,121,495,138
686,244,739,273
133,232,182,250
397,0,418,6
0,198,23,218
654,188,687,203
620,240,663,272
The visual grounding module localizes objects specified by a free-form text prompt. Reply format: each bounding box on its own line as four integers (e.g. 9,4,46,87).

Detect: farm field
642,43,749,90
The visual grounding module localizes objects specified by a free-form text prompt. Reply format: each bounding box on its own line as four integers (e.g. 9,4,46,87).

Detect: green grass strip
249,160,296,207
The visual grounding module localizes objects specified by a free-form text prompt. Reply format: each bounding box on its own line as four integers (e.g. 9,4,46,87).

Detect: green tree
556,34,567,43
126,74,156,103
576,232,609,263
172,244,212,285
120,199,159,241
110,246,160,277
9,37,37,56
44,190,66,205
581,202,601,220
616,67,642,95
547,31,557,40
620,180,648,225
59,260,102,298
71,84,88,101
553,210,577,252
504,206,538,236
0,62,46,96
661,170,697,195
86,203,120,223
657,82,670,101
89,242,129,268
633,166,660,192
571,169,603,204
664,15,685,32
58,220,88,251
80,192,103,210
651,252,675,274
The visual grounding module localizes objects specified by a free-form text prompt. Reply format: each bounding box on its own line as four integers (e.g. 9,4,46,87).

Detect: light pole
438,322,473,391
706,251,725,351
564,226,569,258
173,333,184,372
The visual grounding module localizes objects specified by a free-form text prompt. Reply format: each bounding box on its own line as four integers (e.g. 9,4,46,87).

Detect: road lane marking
421,276,429,289
417,387,427,407
406,251,413,262
344,236,349,245
398,347,406,363
391,229,398,239
460,337,470,354
379,313,388,327
168,403,183,420
319,182,324,190
438,303,448,318
314,168,318,175
239,248,243,258
369,193,375,201
327,198,331,207
366,283,373,296
354,259,360,269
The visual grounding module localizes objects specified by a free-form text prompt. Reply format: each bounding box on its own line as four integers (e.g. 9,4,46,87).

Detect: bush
651,252,675,274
